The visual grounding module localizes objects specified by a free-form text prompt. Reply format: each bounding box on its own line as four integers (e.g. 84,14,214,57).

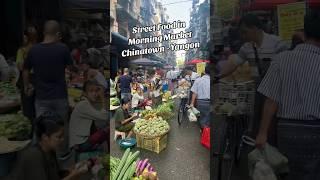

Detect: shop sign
277,2,306,41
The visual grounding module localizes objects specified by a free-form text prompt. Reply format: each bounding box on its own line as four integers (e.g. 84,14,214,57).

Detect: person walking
216,14,289,144
119,68,132,101
16,26,38,124
255,12,320,180
23,20,73,160
165,67,177,94
190,65,210,130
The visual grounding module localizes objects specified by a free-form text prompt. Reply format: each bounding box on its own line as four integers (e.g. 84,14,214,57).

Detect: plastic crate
213,81,255,116
136,133,168,154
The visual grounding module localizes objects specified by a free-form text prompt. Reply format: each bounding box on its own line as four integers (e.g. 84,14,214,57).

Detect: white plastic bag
252,159,277,180
191,107,200,116
188,109,197,122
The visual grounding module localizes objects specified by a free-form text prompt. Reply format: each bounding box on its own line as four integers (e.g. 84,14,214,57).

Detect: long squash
113,148,131,180
123,160,137,180
117,151,140,180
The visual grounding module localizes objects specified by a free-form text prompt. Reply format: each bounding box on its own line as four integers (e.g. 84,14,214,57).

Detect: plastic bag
187,109,197,122
252,159,277,180
248,139,289,176
201,127,210,149
191,107,200,116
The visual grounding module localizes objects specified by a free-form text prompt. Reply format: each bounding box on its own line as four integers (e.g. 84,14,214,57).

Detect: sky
159,0,206,62
159,0,193,61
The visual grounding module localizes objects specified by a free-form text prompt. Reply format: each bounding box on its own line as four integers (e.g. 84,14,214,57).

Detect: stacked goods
133,159,158,180
141,101,174,121
155,101,174,120
134,119,169,137
0,114,31,140
0,82,17,96
141,110,158,120
109,156,121,177
110,97,120,106
111,148,140,180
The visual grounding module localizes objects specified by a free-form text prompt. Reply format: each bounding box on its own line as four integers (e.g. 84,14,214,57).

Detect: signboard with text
277,2,306,42
197,62,206,75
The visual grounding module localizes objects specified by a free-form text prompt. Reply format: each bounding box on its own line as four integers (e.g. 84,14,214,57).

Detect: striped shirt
258,44,320,120
191,74,210,100
233,32,288,77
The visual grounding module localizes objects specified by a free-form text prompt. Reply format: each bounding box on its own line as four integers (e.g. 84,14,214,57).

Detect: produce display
155,101,174,120
0,82,17,96
0,113,31,140
110,97,120,106
134,118,169,137
110,149,158,180
134,158,157,180
141,101,174,121
111,148,140,180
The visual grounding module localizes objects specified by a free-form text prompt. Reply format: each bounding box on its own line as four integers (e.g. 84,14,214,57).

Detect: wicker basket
213,80,255,116
134,130,169,154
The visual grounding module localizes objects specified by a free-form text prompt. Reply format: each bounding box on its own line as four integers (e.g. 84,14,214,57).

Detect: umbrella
130,58,162,66
185,59,210,65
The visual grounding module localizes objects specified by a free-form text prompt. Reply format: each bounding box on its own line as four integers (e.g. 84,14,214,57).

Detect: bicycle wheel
178,98,187,125
178,102,184,125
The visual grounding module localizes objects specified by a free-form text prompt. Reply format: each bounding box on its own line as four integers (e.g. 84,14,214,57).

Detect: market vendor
113,97,137,138
69,80,108,152
82,59,107,89
132,85,144,111
190,65,210,130
15,112,88,180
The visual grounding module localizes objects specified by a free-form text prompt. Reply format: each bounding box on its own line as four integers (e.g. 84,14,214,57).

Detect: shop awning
243,0,297,10
129,58,163,67
111,32,142,53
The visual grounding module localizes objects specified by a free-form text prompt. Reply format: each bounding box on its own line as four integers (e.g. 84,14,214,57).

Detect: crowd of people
215,11,320,180
111,64,211,138
0,19,108,179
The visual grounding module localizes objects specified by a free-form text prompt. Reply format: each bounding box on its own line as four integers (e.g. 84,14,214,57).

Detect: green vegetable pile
155,101,175,120
110,156,121,176
141,101,175,121
0,82,17,96
0,113,31,140
110,97,120,106
111,148,140,180
134,118,169,137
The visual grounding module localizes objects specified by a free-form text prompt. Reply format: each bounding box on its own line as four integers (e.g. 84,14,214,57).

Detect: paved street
111,100,210,180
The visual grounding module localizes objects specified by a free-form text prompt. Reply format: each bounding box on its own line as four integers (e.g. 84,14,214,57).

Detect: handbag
201,126,210,149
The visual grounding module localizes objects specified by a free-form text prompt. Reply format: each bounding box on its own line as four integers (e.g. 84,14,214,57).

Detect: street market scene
110,0,211,179
0,1,110,180
212,0,320,180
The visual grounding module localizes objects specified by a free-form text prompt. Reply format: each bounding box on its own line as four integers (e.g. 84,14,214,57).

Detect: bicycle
177,88,191,125
212,79,255,180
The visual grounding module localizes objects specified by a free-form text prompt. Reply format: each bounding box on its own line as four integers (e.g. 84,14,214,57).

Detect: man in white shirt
166,67,177,94
190,66,210,129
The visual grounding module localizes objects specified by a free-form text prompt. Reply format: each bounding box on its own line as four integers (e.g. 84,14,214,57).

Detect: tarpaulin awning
185,59,210,65
243,0,297,10
129,58,162,67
